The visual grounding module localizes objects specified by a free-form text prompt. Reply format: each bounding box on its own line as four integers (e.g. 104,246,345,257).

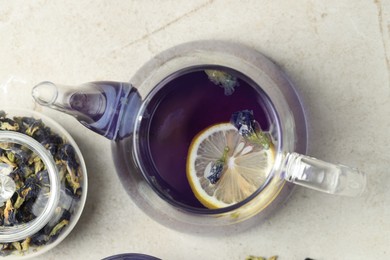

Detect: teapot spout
32,81,142,140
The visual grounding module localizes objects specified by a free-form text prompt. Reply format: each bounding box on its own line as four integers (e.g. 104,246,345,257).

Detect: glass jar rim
0,131,60,242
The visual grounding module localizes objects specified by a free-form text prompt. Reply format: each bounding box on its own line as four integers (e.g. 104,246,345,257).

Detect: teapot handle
282,152,366,196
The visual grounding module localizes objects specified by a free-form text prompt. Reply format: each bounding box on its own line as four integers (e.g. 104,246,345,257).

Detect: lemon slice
186,123,275,209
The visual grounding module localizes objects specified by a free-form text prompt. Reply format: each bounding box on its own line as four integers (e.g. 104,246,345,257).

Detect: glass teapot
31,41,365,228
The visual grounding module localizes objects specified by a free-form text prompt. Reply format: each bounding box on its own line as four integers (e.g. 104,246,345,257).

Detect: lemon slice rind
186,123,275,209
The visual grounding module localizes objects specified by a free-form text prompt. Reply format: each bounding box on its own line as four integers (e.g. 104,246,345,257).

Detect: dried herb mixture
0,111,83,256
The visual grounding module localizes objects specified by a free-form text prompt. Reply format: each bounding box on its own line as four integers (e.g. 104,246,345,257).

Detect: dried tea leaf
245,256,265,260
11,242,21,252
13,195,24,209
21,237,31,251
0,120,19,131
0,155,16,168
245,256,278,260
4,200,16,226
49,219,69,237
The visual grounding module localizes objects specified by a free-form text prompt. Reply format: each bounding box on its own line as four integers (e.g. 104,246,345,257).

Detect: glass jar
0,108,87,258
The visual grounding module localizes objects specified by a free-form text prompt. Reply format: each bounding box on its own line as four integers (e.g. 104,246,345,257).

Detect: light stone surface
0,1,390,259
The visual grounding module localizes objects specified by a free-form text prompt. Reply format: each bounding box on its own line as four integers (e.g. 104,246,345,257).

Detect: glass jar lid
0,131,60,243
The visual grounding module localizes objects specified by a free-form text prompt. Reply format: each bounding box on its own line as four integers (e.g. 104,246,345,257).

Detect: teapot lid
0,131,60,243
